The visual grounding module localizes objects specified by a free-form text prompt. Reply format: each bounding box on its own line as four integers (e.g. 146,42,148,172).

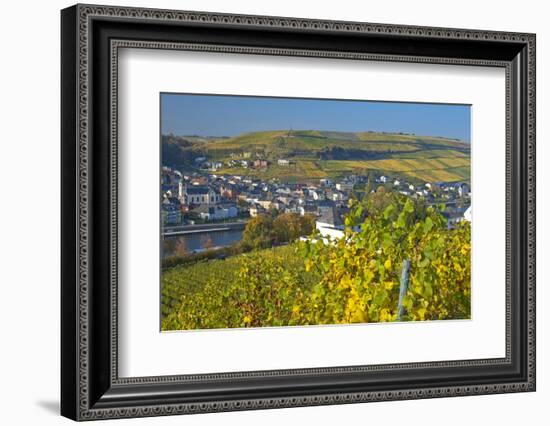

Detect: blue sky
161,93,471,142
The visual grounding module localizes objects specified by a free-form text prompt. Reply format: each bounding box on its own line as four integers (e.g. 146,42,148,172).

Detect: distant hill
162,130,470,183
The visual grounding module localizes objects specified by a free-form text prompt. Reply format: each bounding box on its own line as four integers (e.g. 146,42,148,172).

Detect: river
162,229,243,257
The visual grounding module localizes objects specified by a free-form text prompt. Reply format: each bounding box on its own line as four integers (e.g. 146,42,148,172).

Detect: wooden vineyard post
397,259,411,321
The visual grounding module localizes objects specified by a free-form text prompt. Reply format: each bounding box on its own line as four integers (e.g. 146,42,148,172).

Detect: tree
365,172,374,195
237,198,248,209
364,185,393,213
269,207,280,219
174,238,189,256
242,214,273,250
273,213,302,243
201,235,215,250
299,213,316,236
271,212,317,244
163,238,177,257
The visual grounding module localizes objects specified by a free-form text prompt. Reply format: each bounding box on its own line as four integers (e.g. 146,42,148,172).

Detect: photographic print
160,94,472,331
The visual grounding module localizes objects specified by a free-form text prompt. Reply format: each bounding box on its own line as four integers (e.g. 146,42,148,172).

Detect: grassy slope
170,130,470,183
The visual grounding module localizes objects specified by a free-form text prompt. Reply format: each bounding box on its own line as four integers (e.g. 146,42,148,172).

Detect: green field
163,129,470,183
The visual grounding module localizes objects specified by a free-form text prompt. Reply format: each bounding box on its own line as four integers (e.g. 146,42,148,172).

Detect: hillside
162,130,470,183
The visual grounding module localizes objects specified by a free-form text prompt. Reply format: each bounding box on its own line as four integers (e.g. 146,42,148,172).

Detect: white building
463,206,472,222
458,182,471,197
331,191,347,202
315,206,345,240
336,182,354,192
183,186,220,205
196,204,238,221
249,204,265,217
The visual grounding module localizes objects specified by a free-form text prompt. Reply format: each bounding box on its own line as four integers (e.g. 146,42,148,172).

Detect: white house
315,206,345,240
331,191,347,202
249,204,265,217
457,182,471,198
336,181,354,192
463,205,472,222
195,204,238,221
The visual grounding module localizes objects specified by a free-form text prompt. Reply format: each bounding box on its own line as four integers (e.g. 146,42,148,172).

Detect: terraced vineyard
320,157,470,182
163,129,470,183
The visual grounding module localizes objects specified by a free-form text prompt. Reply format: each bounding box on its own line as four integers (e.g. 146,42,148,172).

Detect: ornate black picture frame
61,4,536,421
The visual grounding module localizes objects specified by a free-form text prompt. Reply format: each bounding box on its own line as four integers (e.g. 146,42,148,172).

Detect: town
161,159,471,250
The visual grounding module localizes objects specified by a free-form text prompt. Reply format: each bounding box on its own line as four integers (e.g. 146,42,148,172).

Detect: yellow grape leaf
417,308,427,321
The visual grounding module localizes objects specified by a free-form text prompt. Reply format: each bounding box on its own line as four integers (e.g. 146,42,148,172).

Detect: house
270,200,285,212
193,203,238,221
320,178,334,187
183,186,220,206
297,204,318,216
330,191,347,202
463,205,472,222
309,189,325,201
277,159,290,166
220,185,238,200
249,204,265,217
161,167,183,199
190,176,208,186
442,206,470,228
257,199,273,210
253,159,269,168
457,182,470,198
315,205,345,240
161,197,182,226
336,181,354,192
